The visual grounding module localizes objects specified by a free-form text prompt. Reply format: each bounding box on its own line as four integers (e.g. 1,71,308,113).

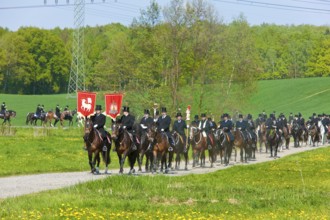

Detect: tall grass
1,147,329,219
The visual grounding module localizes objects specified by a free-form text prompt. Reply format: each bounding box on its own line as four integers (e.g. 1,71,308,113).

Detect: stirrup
168,146,173,151
102,146,107,151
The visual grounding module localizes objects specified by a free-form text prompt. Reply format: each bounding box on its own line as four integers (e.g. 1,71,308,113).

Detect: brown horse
43,111,58,127
84,118,111,174
147,123,171,173
233,129,248,163
258,122,267,153
59,110,77,126
171,131,189,170
280,126,291,151
214,128,225,164
0,110,16,125
189,125,207,167
111,121,138,174
308,125,320,147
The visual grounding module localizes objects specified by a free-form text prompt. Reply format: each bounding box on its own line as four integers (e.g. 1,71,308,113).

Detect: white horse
318,120,325,145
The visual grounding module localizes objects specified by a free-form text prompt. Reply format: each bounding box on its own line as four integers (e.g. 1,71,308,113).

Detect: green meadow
1,77,330,127
0,147,329,219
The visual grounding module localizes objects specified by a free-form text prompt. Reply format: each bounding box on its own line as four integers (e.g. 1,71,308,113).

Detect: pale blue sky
0,0,329,31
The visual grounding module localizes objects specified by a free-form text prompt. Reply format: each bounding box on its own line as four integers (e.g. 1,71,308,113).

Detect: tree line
0,0,329,113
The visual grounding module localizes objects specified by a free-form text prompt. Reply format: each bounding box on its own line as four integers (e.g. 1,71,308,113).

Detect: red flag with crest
105,93,123,120
77,91,97,117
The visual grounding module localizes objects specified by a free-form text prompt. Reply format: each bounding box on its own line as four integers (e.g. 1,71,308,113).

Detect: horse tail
26,113,30,125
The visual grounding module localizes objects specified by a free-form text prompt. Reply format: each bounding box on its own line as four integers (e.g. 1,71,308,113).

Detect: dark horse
26,112,45,126
218,129,233,166
58,110,77,126
267,128,281,158
111,120,138,174
233,128,248,163
147,123,171,173
291,122,308,147
135,123,153,172
0,110,16,125
171,131,189,170
84,118,111,174
189,125,207,167
43,111,58,127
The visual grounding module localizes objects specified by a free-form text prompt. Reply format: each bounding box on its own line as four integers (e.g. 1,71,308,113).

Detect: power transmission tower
67,0,85,97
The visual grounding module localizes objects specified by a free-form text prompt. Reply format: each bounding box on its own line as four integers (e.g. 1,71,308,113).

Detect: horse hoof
185,167,188,171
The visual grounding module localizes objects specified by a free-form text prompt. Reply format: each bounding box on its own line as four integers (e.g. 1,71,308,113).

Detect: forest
0,0,329,111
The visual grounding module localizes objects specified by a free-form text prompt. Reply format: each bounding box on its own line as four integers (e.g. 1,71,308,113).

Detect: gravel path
0,144,328,199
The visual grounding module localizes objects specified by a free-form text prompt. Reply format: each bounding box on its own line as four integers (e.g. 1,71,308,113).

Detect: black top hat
298,112,302,117
201,113,206,118
95,105,102,111
123,106,129,112
223,113,229,118
194,115,199,120
161,107,167,113
247,114,252,119
313,113,316,116
144,109,150,115
238,114,243,118
176,112,182,117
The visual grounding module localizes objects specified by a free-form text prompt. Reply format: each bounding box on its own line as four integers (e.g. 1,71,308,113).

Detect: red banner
105,93,123,120
77,91,97,117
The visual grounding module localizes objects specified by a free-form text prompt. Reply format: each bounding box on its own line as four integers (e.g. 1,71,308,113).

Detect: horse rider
156,107,175,151
53,104,61,126
208,117,217,130
321,114,329,134
298,112,307,134
235,114,248,142
246,114,257,142
255,113,264,138
172,112,188,152
120,106,138,151
219,113,234,142
153,110,160,122
266,113,281,139
198,113,212,147
262,110,267,120
90,105,108,151
288,112,294,125
191,115,200,126
1,102,6,115
140,109,154,130
64,105,69,111
35,104,42,118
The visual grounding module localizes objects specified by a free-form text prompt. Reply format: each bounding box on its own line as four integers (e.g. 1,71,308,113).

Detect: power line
213,0,330,15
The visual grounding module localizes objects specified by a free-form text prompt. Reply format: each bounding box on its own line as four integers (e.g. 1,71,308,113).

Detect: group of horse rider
34,104,70,119
87,104,330,154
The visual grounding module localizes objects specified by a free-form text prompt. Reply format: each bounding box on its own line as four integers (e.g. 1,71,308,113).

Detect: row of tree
0,0,329,113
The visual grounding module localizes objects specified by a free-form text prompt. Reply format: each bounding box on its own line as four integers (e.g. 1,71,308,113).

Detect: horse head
84,118,94,134
147,123,157,142
189,124,198,140
111,121,122,140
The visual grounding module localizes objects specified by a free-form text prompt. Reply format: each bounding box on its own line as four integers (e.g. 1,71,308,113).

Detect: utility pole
67,0,85,97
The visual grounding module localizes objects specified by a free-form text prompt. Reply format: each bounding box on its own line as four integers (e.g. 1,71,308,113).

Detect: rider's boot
102,139,108,151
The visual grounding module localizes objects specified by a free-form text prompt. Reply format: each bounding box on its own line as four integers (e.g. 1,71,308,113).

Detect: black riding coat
121,114,135,131
140,116,154,128
173,120,187,137
55,106,61,117
156,115,171,132
198,119,211,133
91,113,106,137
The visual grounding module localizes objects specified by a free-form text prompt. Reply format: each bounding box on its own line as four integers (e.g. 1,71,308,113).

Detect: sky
0,0,330,31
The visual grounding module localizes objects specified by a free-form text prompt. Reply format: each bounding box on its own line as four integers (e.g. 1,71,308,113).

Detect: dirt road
0,144,328,199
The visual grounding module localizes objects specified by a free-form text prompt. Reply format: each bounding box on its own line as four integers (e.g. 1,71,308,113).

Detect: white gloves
123,126,126,129
161,128,164,131
187,125,190,128
141,124,147,129
93,124,98,128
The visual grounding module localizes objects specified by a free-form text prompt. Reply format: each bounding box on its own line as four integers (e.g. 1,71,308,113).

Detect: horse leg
138,150,145,172
168,151,174,170
88,151,95,173
175,153,180,170
184,151,188,170
163,152,169,174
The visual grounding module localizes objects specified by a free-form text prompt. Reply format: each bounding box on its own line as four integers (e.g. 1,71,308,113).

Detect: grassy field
0,127,127,177
0,147,329,219
1,77,330,127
